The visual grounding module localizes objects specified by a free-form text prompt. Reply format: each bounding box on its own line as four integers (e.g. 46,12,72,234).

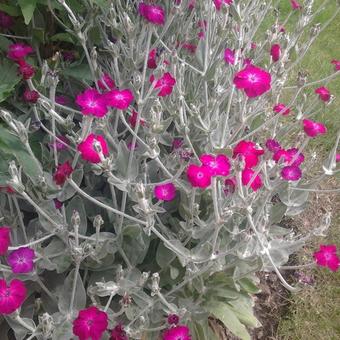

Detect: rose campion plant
0,1,339,339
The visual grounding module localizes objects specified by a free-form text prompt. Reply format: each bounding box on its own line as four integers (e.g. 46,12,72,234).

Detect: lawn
273,1,340,338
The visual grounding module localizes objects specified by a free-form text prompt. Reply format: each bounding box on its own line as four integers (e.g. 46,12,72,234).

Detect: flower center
248,74,258,83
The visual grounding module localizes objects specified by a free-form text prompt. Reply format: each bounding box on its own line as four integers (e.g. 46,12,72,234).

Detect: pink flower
290,0,302,10
7,43,33,60
223,177,236,195
138,3,165,26
111,323,128,340
154,183,176,201
303,119,327,138
251,42,257,49
172,138,184,150
0,279,26,314
213,0,233,11
182,43,197,54
281,165,302,181
55,95,70,106
23,88,39,103
148,49,158,69
77,134,109,164
331,59,340,71
97,73,115,91
224,48,235,65
315,86,331,102
241,169,263,191
273,103,291,116
313,245,340,272
7,247,35,274
336,154,340,163
187,164,212,188
0,226,10,255
273,148,304,166
270,44,281,62
128,110,146,128
233,65,271,98
233,140,264,168
127,141,138,150
53,161,73,186
265,139,281,153
73,306,108,340
17,59,35,80
152,72,176,97
167,314,180,325
49,135,70,151
199,154,231,177
105,89,134,110
76,89,108,118
163,325,191,340
54,199,63,210
0,11,14,29
62,50,76,62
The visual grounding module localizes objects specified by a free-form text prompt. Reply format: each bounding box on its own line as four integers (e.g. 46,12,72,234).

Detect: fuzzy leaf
0,59,21,102
18,0,38,25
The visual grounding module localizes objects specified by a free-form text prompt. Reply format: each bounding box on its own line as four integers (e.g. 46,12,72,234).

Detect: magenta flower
224,48,235,65
105,89,134,110
77,134,109,164
148,49,158,69
154,183,177,201
0,11,14,29
182,43,197,54
233,65,271,98
281,165,302,181
23,88,39,103
336,154,340,163
187,164,212,188
128,110,146,128
152,72,176,97
273,103,291,116
7,43,33,60
111,323,128,340
163,325,191,340
213,0,233,11
138,2,165,26
241,169,263,191
265,139,281,153
315,86,331,102
270,44,281,62
313,245,340,272
172,138,184,150
0,226,10,255
273,148,304,166
55,95,70,106
54,199,63,210
331,59,340,71
7,247,35,274
62,50,76,62
53,161,73,186
49,135,70,151
233,140,264,168
76,89,108,118
97,73,116,91
167,314,180,325
17,59,36,80
73,306,108,340
199,154,231,177
223,177,237,195
290,0,302,10
303,119,327,138
0,279,27,315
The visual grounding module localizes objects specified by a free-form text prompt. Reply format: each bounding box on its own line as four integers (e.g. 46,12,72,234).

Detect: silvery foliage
0,0,339,339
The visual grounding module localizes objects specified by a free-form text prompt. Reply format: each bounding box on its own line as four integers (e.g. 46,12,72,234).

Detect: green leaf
0,125,41,183
92,0,111,9
18,0,38,25
238,278,261,294
0,4,21,16
50,32,76,44
0,36,11,52
63,64,93,82
207,302,251,340
0,59,21,103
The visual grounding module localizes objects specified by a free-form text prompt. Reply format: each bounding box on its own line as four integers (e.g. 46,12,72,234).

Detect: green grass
273,2,340,337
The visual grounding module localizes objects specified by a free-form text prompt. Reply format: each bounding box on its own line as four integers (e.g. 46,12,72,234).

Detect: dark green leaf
18,0,38,25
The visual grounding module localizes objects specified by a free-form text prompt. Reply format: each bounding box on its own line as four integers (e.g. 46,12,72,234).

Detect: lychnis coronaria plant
0,0,339,339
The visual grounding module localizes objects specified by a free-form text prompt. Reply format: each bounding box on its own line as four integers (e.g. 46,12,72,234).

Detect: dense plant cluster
0,0,339,339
